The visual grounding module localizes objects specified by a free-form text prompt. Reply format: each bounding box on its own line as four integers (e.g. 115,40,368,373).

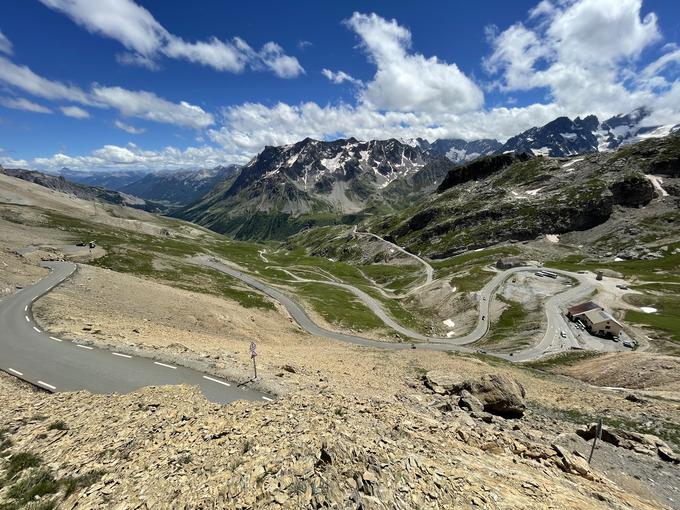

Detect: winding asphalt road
199,256,594,358
0,261,269,404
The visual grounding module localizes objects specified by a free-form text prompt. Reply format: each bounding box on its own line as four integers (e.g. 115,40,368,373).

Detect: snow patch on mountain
501,108,678,158
561,158,583,169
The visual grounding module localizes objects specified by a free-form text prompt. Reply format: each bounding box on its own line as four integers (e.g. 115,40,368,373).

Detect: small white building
581,309,623,338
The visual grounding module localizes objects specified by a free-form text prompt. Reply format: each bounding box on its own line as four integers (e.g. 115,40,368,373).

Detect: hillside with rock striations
369,133,680,259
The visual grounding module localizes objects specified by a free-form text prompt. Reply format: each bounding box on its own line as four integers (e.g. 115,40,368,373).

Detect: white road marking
8,368,23,376
37,380,56,390
32,326,41,333
24,305,28,312
49,336,62,342
202,375,231,387
154,362,176,369
112,352,131,359
25,316,30,322
262,396,274,402
76,344,94,350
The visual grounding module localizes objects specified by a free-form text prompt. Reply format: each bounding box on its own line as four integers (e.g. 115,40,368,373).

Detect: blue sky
0,0,679,172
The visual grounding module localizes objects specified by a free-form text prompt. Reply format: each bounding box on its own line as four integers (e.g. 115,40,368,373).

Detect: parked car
623,340,634,348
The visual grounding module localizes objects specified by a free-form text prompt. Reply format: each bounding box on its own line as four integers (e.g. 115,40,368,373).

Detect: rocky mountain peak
237,137,429,194
498,108,674,158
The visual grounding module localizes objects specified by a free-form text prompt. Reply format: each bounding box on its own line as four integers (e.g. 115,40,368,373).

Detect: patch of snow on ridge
545,234,559,243
446,148,466,161
526,187,543,196
321,153,344,172
531,147,551,156
560,132,577,141
646,175,669,197
595,130,612,152
611,125,634,139
561,158,583,169
640,306,657,313
636,124,674,140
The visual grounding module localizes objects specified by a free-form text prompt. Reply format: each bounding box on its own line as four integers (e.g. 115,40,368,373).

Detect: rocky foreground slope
1,369,677,510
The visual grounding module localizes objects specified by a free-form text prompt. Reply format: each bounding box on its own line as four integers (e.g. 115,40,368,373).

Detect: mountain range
176,108,678,239
0,166,164,212
21,107,675,240
293,133,679,263
411,107,680,163
374,135,676,258
61,165,240,209
177,138,440,239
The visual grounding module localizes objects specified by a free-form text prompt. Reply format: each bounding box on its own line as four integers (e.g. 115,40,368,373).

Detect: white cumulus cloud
39,0,165,55
91,86,213,129
115,120,145,134
484,0,668,118
39,0,304,77
0,56,213,129
346,12,484,114
322,69,362,86
60,105,90,118
164,36,249,73
0,30,12,55
0,56,93,105
258,42,306,78
26,143,230,172
0,96,53,113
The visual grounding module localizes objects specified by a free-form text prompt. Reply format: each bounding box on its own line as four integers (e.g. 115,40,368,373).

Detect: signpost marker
250,341,258,380
588,418,603,464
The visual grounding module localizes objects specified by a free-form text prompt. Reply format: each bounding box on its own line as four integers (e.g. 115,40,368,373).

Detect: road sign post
250,341,258,380
588,418,603,464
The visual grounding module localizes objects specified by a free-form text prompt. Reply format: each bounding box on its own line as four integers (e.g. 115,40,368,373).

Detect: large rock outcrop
424,372,527,418
577,423,679,463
